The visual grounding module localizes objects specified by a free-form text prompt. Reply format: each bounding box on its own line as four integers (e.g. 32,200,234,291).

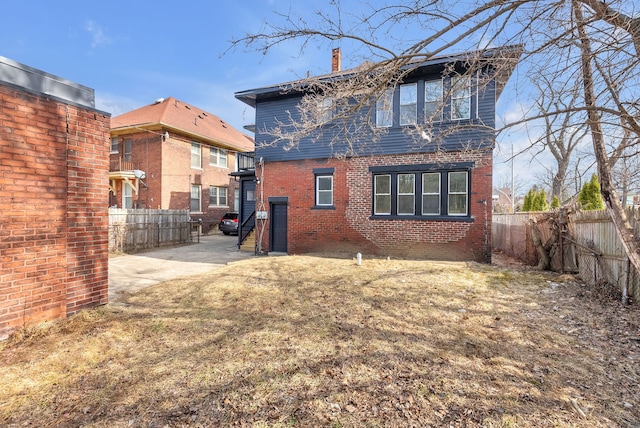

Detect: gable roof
235,45,523,108
111,97,254,152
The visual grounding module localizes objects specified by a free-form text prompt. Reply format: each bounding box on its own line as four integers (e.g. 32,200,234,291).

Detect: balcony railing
237,152,255,171
110,158,136,172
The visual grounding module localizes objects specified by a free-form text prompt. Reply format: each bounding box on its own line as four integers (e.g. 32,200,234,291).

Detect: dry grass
1,254,639,427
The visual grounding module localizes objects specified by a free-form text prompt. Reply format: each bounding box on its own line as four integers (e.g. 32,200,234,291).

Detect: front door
270,202,287,253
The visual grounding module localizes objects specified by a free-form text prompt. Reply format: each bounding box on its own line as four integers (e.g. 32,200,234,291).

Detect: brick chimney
332,47,342,73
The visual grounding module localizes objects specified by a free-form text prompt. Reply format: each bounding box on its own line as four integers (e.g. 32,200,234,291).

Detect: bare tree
229,0,640,286
529,74,590,201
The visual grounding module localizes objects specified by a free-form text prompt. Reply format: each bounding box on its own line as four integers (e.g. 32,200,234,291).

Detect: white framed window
397,173,415,215
318,97,333,123
234,188,240,212
209,147,228,168
422,173,441,215
451,76,471,120
374,174,391,215
209,186,228,206
110,137,119,154
122,182,133,209
375,88,393,128
399,83,417,126
316,175,334,206
424,79,443,122
448,171,468,215
191,142,202,169
190,184,201,212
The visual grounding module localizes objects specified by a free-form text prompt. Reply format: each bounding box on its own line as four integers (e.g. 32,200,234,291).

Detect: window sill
369,214,474,222
208,205,230,209
312,205,336,210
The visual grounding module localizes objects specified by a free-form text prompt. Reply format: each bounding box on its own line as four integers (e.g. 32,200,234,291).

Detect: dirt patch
1,254,639,427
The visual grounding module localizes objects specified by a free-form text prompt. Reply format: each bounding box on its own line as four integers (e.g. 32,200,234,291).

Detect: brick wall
257,150,493,262
0,84,110,339
109,131,239,232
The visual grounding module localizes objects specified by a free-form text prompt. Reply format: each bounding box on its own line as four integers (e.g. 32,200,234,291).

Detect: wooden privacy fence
109,209,191,253
493,209,640,302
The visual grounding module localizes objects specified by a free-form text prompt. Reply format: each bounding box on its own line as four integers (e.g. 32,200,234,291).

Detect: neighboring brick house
235,46,521,262
109,97,254,232
0,56,110,339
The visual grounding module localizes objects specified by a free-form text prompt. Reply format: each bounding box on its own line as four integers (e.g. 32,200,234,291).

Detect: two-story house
109,97,254,232
234,46,521,262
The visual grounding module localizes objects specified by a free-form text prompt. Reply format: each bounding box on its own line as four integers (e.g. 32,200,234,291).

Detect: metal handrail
239,211,256,248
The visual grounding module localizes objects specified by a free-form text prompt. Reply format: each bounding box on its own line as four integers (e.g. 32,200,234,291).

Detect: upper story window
375,88,393,128
123,139,132,162
110,138,119,154
399,83,417,126
318,97,333,123
424,79,443,122
210,147,228,168
451,76,471,120
191,142,202,169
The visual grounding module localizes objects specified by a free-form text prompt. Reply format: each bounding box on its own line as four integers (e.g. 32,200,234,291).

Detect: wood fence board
494,208,640,301
108,209,191,253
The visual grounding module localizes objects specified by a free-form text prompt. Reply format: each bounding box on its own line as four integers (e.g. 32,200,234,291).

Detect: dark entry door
270,203,287,253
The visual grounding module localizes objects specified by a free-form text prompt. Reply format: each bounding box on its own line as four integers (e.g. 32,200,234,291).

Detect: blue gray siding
254,74,498,162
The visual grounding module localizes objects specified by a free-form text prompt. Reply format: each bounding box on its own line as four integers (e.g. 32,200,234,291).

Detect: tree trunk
574,2,638,303
530,217,551,270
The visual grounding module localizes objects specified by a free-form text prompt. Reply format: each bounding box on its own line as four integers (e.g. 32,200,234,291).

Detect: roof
111,97,254,152
235,45,523,107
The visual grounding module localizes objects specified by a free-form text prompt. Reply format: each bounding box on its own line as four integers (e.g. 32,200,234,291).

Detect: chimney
332,47,342,73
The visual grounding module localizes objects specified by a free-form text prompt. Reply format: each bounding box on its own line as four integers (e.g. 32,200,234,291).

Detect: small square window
316,175,333,206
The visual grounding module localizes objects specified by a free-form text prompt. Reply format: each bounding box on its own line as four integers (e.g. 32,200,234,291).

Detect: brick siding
257,150,493,263
0,85,110,339
109,131,239,233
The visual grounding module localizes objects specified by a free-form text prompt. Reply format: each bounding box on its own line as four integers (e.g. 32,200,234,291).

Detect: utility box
256,210,268,220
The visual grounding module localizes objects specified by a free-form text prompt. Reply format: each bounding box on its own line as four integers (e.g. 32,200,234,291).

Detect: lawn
1,254,639,427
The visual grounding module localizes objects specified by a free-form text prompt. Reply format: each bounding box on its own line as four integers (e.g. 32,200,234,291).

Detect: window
318,97,333,123
191,142,202,168
123,139,132,162
399,83,417,126
448,171,468,215
397,174,415,215
209,186,228,206
316,175,333,206
370,164,471,218
234,188,240,212
122,182,133,209
375,88,393,128
451,76,471,120
424,79,443,122
190,184,201,212
422,173,441,215
110,138,119,154
374,175,391,215
210,147,228,168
